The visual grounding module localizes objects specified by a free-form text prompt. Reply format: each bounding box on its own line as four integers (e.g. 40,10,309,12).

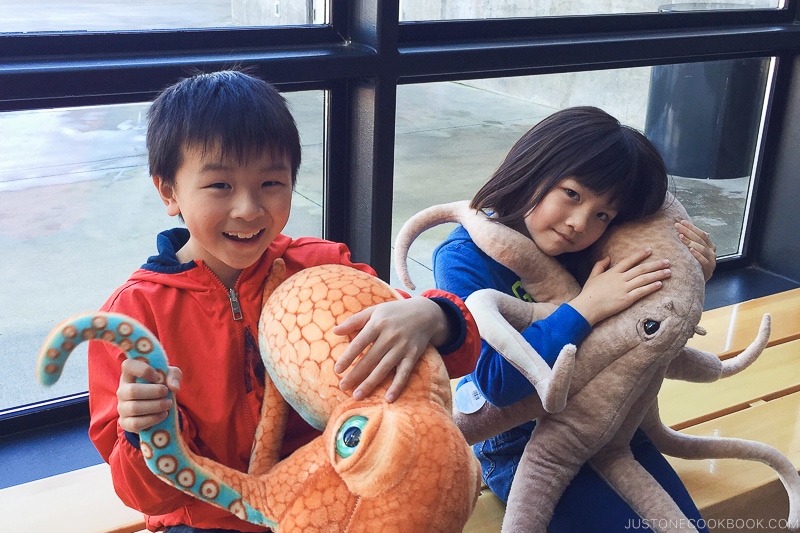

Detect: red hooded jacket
88,228,479,531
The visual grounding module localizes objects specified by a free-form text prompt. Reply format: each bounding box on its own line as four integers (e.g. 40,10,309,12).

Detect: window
1,0,328,33
400,0,785,20
1,1,797,433
0,92,324,414
391,60,771,290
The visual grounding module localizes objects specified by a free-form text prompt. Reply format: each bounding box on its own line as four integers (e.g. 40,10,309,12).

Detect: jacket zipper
228,287,244,321
200,263,257,436
199,263,244,322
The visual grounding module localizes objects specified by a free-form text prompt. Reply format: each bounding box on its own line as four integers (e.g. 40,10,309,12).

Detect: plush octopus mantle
394,193,800,533
37,260,481,532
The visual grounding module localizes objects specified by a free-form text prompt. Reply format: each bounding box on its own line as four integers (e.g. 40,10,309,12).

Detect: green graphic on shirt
511,280,533,302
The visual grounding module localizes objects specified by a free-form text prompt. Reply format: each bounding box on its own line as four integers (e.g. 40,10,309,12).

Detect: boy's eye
207,182,230,190
262,180,285,188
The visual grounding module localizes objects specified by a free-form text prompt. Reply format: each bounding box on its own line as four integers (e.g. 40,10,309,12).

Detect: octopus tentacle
465,289,575,413
393,200,580,303
643,402,800,529
36,312,274,528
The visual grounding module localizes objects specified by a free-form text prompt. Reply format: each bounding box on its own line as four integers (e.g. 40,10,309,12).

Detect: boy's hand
676,220,716,281
117,358,182,434
333,298,448,403
569,248,671,326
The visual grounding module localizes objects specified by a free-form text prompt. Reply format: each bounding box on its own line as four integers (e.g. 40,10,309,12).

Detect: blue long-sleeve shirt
433,225,591,407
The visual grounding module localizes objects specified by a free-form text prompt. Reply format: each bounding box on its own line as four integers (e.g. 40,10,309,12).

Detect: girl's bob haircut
471,106,668,226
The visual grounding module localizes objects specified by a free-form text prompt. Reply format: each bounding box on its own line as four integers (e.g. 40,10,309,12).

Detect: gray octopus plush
394,193,800,533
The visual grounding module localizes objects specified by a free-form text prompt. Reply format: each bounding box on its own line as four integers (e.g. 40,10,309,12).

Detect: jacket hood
128,227,293,292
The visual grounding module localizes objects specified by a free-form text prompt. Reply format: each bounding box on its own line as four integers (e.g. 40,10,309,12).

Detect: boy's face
519,177,618,257
155,143,293,288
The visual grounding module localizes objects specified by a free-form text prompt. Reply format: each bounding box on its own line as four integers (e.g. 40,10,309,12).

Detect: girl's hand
569,248,671,326
117,358,182,434
333,298,449,403
676,220,716,281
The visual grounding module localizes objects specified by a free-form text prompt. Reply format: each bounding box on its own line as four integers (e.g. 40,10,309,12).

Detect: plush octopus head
256,261,481,531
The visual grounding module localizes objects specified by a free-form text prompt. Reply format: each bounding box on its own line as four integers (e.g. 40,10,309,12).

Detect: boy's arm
294,239,480,400
331,291,480,402
417,288,480,377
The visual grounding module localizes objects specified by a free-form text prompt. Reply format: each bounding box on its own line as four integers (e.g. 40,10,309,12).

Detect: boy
88,70,479,532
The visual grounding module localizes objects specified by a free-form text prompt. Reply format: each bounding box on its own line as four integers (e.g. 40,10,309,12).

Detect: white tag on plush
454,380,486,414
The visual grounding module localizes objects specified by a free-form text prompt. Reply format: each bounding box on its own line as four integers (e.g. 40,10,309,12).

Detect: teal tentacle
36,311,272,528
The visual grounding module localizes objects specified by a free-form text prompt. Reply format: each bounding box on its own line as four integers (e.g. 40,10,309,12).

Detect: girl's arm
568,249,672,326
433,234,591,407
675,220,716,281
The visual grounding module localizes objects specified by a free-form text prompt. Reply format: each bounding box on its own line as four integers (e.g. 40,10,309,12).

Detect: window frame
1,0,799,433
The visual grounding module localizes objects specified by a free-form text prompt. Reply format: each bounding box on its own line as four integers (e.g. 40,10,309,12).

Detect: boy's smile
224,229,265,241
155,144,293,288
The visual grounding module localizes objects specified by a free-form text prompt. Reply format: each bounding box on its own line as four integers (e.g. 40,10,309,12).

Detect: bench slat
687,287,800,359
666,391,800,527
659,338,800,429
0,462,146,533
463,486,505,533
463,392,800,532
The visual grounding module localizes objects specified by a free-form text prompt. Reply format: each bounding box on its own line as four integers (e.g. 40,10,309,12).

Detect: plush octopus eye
644,320,660,335
335,416,368,458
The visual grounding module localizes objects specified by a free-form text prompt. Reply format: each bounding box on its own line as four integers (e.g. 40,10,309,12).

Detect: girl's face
517,177,618,257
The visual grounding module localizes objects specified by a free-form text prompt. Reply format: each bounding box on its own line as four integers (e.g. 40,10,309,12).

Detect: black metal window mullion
327,0,401,278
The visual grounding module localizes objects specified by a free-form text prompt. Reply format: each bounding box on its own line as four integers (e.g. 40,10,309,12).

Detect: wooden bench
660,288,800,532
462,287,800,532
0,462,146,533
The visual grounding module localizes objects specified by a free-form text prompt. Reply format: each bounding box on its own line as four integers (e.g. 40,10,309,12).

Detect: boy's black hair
471,106,668,226
147,69,301,185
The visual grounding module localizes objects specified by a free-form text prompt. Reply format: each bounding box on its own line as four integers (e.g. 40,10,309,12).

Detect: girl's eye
564,188,580,200
597,212,610,223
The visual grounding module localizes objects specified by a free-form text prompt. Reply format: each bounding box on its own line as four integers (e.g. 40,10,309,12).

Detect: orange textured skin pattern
194,260,481,531
36,261,480,531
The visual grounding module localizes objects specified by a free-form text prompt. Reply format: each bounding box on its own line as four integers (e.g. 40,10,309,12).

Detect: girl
433,106,716,532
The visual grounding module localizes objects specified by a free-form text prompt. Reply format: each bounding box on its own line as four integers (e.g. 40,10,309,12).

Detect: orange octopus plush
37,260,481,532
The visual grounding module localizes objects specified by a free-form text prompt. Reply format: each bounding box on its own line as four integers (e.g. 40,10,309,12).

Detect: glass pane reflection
391,61,770,291
1,0,328,33
400,0,783,21
0,91,323,413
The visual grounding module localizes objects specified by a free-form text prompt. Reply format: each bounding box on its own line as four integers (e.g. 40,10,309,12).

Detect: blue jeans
476,424,709,533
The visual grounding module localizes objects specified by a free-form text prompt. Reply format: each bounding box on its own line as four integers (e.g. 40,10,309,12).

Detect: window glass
1,0,328,33
0,91,324,414
391,60,771,291
400,1,783,21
